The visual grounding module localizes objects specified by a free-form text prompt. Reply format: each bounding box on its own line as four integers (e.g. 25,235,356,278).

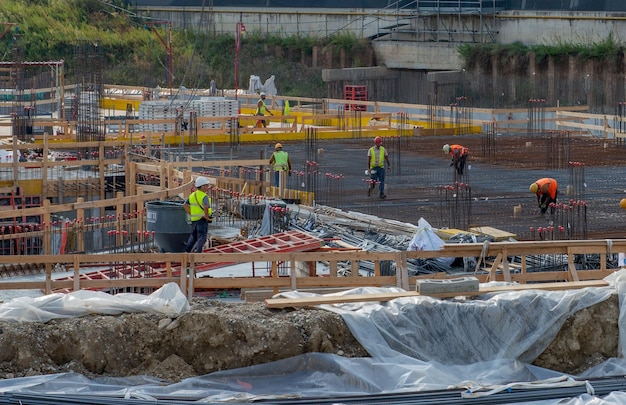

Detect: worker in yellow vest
183,176,213,253
256,92,273,130
367,136,391,199
269,143,292,186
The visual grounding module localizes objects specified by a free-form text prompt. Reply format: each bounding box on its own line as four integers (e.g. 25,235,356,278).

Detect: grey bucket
146,201,189,252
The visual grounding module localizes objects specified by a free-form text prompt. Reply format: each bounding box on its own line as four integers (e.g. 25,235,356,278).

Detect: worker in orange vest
530,178,558,215
443,144,469,176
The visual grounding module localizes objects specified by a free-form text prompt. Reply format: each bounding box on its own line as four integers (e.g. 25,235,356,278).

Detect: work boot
379,193,386,199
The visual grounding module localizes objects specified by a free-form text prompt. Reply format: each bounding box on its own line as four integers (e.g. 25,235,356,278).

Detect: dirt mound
0,295,616,382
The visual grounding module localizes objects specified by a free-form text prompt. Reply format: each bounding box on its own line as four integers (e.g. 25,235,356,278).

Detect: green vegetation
458,34,626,69
0,0,363,97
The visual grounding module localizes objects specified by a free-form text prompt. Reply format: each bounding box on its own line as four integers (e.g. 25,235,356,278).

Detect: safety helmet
374,136,382,145
195,176,210,188
529,183,538,194
621,198,626,210
443,144,450,153
275,143,282,150
260,92,266,97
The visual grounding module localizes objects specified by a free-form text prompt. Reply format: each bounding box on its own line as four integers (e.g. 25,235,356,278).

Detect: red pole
235,22,245,100
168,22,173,96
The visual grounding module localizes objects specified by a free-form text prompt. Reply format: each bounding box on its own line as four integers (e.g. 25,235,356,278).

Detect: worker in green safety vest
183,176,213,253
269,143,292,186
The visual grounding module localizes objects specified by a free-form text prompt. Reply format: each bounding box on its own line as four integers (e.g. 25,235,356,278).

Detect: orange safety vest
450,144,468,157
536,178,557,199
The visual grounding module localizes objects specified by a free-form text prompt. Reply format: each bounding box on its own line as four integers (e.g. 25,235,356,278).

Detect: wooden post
42,133,49,189
43,199,51,255
73,255,80,292
178,255,187,296
99,142,105,202
76,197,85,252
567,247,581,282
271,261,278,295
351,259,358,277
398,251,409,290
116,191,124,246
502,248,511,283
45,256,52,295
188,254,195,301
290,257,297,290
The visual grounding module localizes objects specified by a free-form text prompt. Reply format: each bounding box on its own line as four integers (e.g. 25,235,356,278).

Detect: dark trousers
539,191,558,214
273,170,286,186
184,218,208,253
453,155,467,176
369,167,386,196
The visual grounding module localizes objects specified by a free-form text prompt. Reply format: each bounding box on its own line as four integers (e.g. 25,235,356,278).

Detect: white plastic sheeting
0,283,190,322
408,218,454,266
1,275,626,403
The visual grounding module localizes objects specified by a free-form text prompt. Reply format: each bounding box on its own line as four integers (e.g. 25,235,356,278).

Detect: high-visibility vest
450,144,468,156
256,98,267,115
536,178,557,199
188,190,212,222
369,146,386,168
272,150,289,171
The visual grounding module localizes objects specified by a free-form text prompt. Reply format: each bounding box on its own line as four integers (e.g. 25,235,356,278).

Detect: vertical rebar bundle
438,182,472,230
268,205,289,234
305,127,320,201
450,96,473,135
351,109,362,139
546,130,572,169
74,41,105,142
530,199,588,241
568,161,586,201
527,98,546,137
481,121,496,161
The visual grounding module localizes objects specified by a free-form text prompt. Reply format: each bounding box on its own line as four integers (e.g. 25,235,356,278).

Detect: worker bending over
443,144,469,176
530,178,558,215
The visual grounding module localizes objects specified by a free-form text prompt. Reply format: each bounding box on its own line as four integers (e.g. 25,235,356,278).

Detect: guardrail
0,238,619,300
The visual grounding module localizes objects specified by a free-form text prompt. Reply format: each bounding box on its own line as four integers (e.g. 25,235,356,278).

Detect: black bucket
146,200,190,252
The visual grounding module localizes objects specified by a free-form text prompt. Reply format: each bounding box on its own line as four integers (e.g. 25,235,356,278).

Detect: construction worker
256,92,273,129
530,177,558,215
367,136,391,199
269,143,292,186
443,144,469,176
183,176,213,253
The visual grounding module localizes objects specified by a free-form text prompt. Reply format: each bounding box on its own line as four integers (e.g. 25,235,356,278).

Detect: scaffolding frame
378,0,505,44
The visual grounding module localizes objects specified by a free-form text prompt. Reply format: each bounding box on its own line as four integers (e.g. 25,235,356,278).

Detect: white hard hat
195,176,209,188
260,92,266,96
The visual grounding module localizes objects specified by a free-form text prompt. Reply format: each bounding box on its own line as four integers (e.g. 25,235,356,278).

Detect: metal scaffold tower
379,1,504,44
73,41,104,142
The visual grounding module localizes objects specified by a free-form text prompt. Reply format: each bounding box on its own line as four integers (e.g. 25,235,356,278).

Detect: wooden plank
264,280,609,308
469,226,517,241
567,247,581,282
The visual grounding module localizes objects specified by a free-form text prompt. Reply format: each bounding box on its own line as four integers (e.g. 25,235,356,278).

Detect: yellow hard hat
529,183,539,194
443,144,450,153
620,198,626,210
275,143,282,150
